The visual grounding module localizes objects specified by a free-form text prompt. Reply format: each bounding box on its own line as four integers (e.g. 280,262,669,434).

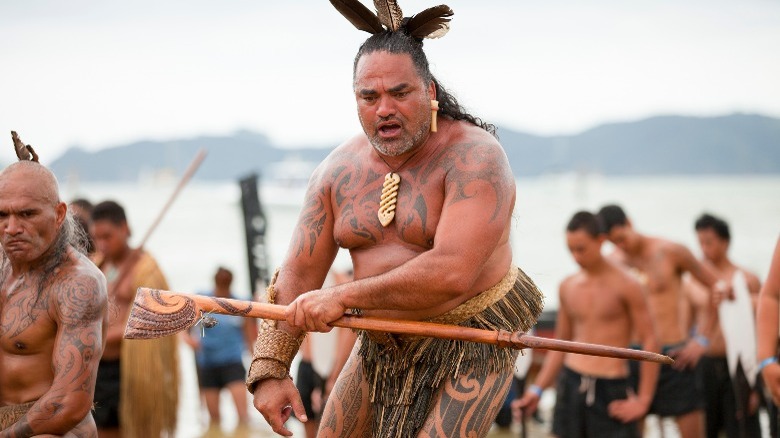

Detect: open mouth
377,122,402,138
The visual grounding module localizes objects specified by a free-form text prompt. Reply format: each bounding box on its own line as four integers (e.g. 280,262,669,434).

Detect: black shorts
551,366,640,438
697,356,761,438
93,359,121,428
295,360,325,420
196,361,246,389
629,343,704,417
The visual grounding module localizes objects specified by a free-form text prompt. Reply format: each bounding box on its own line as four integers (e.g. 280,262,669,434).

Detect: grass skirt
358,266,544,437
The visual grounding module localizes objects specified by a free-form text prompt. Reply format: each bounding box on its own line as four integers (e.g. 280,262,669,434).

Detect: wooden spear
125,288,673,364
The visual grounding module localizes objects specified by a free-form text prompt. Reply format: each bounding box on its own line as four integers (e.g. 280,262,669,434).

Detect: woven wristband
246,327,304,393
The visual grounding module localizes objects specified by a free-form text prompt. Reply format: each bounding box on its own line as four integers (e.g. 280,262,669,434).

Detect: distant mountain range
46,113,780,182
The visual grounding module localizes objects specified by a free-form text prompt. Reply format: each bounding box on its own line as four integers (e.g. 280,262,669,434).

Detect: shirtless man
686,213,761,437
90,200,178,438
513,211,659,437
0,161,107,436
597,204,729,438
247,7,544,437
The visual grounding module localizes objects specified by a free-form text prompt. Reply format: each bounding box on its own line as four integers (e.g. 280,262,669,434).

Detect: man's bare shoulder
737,265,762,291
650,236,689,257
442,120,505,160
559,271,586,294
309,134,371,185
49,249,108,324
606,261,643,294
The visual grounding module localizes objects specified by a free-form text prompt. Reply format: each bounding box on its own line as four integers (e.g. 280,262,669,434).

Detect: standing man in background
513,211,659,437
597,204,729,438
686,213,761,437
183,266,257,436
90,200,179,438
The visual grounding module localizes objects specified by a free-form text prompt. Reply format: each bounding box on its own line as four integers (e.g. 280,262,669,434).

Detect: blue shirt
193,291,246,368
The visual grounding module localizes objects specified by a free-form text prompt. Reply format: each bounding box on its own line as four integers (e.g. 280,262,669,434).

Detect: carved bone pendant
378,172,401,227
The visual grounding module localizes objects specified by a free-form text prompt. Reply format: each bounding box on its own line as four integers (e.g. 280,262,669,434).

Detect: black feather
405,5,453,39
374,0,404,31
330,0,383,34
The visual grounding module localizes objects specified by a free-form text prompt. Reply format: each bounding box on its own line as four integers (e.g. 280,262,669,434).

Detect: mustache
3,237,30,245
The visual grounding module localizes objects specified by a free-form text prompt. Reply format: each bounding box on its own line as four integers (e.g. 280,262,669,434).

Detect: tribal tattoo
318,351,373,438
0,263,105,436
292,186,329,257
418,367,514,437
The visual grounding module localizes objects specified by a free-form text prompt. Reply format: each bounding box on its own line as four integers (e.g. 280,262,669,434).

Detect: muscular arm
757,238,780,403
1,272,107,437
512,286,569,417
533,301,570,390
677,244,725,300
273,163,340,335
676,245,721,339
624,279,659,412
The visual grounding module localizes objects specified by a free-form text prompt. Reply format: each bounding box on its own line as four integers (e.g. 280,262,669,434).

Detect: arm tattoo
428,142,511,222
292,187,329,257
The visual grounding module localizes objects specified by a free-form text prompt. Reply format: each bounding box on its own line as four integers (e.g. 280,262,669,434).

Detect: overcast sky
2,0,779,163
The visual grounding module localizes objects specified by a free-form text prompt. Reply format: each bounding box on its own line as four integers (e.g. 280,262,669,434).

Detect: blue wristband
693,334,710,348
758,357,778,373
528,384,543,398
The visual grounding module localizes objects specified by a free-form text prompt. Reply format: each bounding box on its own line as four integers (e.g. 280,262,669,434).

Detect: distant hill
49,113,780,182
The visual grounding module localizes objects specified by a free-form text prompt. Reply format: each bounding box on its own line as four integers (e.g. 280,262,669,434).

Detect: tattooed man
248,26,543,438
0,161,107,437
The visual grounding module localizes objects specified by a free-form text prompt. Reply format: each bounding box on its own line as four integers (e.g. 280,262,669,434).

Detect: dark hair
91,200,127,225
597,204,628,233
70,198,94,213
695,213,730,241
566,211,602,237
353,30,497,137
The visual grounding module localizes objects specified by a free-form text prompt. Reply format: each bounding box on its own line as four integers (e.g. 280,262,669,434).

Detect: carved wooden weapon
125,288,673,364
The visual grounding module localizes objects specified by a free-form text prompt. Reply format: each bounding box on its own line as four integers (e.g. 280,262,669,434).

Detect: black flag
239,174,271,298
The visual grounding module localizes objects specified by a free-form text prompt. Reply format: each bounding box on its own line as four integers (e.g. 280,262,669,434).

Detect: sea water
61,174,780,437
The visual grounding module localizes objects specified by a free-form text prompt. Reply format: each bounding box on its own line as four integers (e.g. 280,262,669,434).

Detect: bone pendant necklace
375,148,421,227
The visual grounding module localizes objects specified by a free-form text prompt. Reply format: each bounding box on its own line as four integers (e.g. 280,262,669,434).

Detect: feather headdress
11,131,39,162
330,0,453,39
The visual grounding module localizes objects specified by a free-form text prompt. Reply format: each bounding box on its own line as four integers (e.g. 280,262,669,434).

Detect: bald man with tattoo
246,15,544,438
0,161,108,437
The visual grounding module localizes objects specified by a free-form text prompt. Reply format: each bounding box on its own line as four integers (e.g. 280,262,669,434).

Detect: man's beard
362,115,430,157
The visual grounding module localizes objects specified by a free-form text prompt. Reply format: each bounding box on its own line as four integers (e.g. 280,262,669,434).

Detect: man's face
0,177,66,264
566,229,604,269
91,220,129,260
697,228,728,262
606,224,634,253
354,51,433,157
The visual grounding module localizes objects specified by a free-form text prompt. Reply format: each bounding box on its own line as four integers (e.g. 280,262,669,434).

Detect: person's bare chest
331,162,446,251
0,278,56,355
626,250,680,295
566,280,627,327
